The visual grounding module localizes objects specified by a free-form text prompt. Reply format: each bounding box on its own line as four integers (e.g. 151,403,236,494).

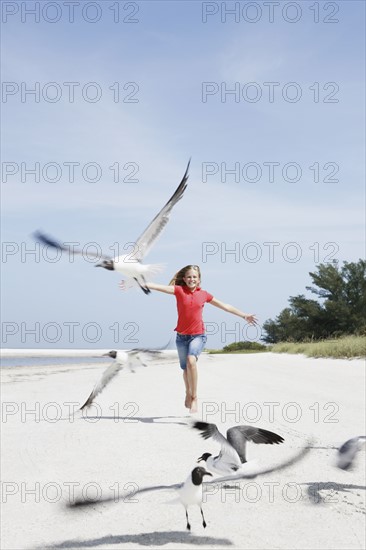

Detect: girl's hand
244,314,257,325
118,280,126,291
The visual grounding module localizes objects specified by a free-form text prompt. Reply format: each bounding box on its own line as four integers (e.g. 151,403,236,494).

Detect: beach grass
207,335,366,358
270,335,366,359
206,348,267,354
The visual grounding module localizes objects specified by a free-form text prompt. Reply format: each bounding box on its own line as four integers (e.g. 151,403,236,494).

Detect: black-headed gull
175,466,213,530
193,421,284,476
68,445,311,527
69,465,213,531
33,160,190,294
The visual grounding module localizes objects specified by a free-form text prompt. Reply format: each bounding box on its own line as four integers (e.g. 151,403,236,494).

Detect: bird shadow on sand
301,481,366,504
306,445,338,450
48,531,233,548
78,415,191,426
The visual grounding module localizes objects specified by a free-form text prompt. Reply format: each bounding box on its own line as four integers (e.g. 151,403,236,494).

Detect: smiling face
183,268,200,291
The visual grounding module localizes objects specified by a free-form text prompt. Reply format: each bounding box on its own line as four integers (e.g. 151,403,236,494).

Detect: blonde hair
169,265,201,286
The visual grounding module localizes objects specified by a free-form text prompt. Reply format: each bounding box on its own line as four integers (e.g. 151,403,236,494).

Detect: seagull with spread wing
79,348,166,411
193,421,284,476
67,443,312,530
33,160,190,294
70,465,213,531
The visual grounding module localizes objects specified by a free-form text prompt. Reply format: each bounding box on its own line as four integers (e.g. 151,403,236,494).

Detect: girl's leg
186,355,198,413
183,369,191,408
186,335,207,413
176,335,191,408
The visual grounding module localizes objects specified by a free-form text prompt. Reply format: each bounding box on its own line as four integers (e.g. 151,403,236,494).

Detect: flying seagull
336,436,366,470
68,443,312,521
79,348,165,410
193,421,284,476
33,160,190,294
201,439,311,484
69,466,213,531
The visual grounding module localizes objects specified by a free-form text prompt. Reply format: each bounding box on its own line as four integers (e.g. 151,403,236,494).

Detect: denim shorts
176,333,207,370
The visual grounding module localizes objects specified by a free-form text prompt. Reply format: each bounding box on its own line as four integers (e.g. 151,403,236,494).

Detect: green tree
262,259,366,343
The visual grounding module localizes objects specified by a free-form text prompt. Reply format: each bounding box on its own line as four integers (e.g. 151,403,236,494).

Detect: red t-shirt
174,285,214,335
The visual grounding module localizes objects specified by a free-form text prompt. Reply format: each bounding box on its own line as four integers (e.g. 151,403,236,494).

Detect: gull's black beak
204,471,213,477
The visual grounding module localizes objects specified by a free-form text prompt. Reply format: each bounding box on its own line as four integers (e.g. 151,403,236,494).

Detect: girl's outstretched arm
209,297,257,325
118,280,174,295
146,282,175,294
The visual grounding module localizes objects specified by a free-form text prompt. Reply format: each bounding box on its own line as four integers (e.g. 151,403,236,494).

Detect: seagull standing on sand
336,436,366,470
68,444,312,528
193,421,284,476
176,466,213,530
70,466,213,531
79,349,164,410
33,160,190,294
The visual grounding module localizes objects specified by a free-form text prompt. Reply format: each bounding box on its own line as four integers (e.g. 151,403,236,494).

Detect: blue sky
1,0,365,349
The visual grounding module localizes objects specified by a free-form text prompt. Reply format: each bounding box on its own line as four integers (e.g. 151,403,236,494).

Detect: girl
120,265,257,413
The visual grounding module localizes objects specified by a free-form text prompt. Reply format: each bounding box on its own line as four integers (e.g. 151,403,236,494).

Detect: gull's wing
79,361,125,410
226,426,284,464
125,350,163,372
203,441,312,486
336,436,366,470
68,482,183,508
127,337,174,364
33,231,112,261
129,349,164,357
133,160,190,260
80,347,167,408
68,444,313,509
130,336,174,354
192,421,241,468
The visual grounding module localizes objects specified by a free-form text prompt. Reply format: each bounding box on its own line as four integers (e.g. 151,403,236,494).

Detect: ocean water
0,349,178,368
0,356,110,368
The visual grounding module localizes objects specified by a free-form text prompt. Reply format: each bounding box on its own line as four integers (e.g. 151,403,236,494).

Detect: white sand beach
1,352,365,550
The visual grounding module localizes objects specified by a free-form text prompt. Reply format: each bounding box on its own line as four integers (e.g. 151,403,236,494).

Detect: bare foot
190,396,198,414
185,393,192,408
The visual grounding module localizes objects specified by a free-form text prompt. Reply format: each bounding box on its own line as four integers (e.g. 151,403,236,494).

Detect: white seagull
175,466,213,530
70,466,213,531
193,421,284,476
336,436,366,470
33,160,190,294
68,444,312,526
79,348,164,410
200,440,311,484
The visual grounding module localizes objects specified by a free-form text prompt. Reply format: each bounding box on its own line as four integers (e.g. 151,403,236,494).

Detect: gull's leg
141,274,151,294
185,509,191,531
134,277,150,295
200,506,207,528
